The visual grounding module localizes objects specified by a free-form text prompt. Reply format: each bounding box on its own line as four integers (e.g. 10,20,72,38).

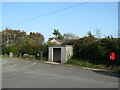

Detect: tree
95,29,101,38
6,45,18,55
53,29,59,37
53,29,64,39
18,37,32,55
17,32,44,56
63,33,79,40
2,28,27,55
87,31,94,38
2,28,27,47
28,32,44,46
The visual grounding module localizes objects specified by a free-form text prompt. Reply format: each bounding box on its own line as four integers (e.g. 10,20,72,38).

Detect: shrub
41,58,48,61
23,54,36,60
64,37,120,67
28,55,36,60
5,45,18,56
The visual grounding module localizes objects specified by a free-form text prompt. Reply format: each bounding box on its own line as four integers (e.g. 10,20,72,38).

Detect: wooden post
40,52,43,60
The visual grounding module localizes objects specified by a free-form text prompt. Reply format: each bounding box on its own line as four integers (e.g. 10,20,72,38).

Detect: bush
41,58,48,61
64,37,120,67
4,45,18,56
29,55,36,60
23,54,36,60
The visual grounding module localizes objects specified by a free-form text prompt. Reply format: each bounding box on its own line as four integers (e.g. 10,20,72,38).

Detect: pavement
2,57,119,88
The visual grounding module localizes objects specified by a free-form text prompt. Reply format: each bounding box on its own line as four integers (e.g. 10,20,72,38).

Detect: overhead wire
3,1,94,28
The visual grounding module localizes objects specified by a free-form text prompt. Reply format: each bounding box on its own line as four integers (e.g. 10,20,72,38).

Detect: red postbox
110,52,115,61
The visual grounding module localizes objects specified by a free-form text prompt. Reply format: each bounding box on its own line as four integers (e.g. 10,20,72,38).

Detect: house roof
49,37,65,44
54,38,65,44
49,37,72,44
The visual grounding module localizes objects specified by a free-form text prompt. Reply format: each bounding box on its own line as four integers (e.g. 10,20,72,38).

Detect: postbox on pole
110,52,115,61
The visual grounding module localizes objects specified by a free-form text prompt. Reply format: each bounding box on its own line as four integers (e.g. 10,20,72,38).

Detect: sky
2,2,118,41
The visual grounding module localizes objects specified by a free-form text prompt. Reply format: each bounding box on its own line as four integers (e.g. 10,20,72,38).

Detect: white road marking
21,62,37,69
3,61,37,72
2,59,7,64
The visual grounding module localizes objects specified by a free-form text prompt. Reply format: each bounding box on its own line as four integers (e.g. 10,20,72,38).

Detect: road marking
2,61,37,72
21,62,37,69
2,59,7,64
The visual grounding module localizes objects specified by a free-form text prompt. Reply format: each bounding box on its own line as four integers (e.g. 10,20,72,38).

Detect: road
2,57,119,88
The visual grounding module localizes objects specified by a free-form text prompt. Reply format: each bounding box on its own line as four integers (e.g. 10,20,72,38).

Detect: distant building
49,37,65,45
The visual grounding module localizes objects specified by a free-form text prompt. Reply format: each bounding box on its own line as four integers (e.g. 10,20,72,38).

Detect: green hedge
63,37,120,66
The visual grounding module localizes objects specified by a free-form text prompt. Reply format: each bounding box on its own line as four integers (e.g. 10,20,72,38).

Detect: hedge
63,37,120,66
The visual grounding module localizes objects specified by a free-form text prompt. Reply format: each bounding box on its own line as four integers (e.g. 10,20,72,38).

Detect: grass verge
67,59,120,75
67,59,108,70
0,55,9,58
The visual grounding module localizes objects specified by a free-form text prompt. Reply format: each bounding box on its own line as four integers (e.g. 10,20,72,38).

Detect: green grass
66,59,107,69
0,55,9,58
41,58,48,61
20,56,48,62
67,59,120,73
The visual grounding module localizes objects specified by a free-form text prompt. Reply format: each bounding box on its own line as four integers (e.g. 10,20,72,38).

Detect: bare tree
95,29,101,38
63,33,79,40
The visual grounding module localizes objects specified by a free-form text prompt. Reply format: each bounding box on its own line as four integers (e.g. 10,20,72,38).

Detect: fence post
40,52,43,60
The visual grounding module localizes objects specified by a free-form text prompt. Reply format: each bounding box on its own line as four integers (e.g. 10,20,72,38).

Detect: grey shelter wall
48,45,73,64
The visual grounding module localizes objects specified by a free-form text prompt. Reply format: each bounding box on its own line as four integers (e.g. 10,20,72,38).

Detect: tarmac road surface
2,57,119,88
